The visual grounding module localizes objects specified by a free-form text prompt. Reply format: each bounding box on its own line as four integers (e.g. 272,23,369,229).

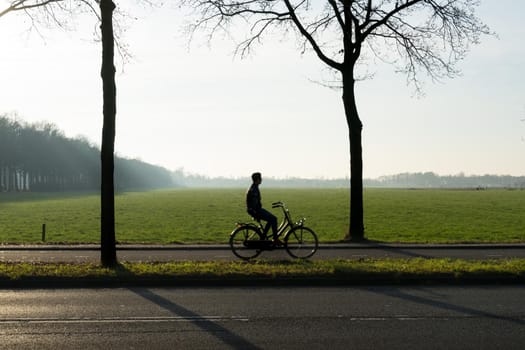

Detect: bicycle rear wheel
229,225,263,260
284,226,318,259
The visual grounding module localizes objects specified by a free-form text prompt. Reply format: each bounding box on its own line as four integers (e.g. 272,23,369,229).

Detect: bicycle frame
272,201,305,238
235,202,304,238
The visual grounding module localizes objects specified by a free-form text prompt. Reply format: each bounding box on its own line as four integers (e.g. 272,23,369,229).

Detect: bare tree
183,0,490,240
99,0,117,266
2,0,119,265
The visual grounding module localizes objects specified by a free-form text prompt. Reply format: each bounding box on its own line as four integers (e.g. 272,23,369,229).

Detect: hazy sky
1,1,524,179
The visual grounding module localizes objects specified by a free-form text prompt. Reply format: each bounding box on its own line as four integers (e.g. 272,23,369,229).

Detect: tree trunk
100,0,118,267
342,70,365,241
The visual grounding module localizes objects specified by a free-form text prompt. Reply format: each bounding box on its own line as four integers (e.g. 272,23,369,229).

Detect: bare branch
361,0,424,39
326,0,345,31
282,0,342,70
183,0,344,70
352,0,492,92
1,0,137,62
1,0,61,18
183,0,490,93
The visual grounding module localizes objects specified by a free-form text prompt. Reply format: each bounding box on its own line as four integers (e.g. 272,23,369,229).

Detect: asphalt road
1,244,525,263
1,286,524,349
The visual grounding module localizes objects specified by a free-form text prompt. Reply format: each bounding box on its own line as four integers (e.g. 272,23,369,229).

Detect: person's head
251,172,262,184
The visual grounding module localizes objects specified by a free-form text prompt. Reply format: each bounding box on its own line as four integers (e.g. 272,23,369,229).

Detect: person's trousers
255,208,277,238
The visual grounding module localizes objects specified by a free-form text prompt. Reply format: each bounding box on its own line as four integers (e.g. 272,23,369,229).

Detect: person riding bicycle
246,172,280,243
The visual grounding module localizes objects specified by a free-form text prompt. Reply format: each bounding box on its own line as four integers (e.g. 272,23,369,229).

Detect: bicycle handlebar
271,201,284,208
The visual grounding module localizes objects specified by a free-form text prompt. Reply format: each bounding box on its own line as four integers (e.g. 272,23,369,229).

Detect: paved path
2,286,525,349
1,243,525,263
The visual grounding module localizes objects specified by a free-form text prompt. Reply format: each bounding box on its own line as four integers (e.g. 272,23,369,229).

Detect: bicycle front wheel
229,225,263,260
284,226,318,259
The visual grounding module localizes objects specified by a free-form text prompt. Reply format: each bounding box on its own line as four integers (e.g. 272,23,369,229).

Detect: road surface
1,286,524,349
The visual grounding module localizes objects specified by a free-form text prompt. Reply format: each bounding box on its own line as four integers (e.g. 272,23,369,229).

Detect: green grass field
0,188,523,244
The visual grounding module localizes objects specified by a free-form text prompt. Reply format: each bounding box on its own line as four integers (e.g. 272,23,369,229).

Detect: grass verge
2,258,524,287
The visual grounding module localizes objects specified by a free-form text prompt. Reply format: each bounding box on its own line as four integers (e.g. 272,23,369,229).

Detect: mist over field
172,170,525,189
2,114,524,192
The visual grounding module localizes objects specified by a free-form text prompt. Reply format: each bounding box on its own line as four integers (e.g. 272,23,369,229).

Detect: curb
1,243,525,251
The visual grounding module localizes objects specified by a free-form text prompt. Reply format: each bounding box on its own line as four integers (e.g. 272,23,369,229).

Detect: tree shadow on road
129,287,261,350
354,240,433,258
362,285,525,326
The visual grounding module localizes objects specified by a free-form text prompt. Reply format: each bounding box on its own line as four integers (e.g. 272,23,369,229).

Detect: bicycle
229,201,319,260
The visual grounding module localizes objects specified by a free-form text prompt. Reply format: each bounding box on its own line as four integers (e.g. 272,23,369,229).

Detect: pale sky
1,1,524,179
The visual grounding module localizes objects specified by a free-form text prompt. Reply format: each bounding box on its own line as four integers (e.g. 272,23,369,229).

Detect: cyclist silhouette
246,172,278,242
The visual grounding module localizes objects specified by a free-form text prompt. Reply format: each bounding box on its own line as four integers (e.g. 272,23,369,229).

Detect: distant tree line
364,172,525,189
0,115,173,192
172,169,525,189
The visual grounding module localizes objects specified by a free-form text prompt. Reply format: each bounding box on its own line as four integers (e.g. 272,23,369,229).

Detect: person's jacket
246,183,261,216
